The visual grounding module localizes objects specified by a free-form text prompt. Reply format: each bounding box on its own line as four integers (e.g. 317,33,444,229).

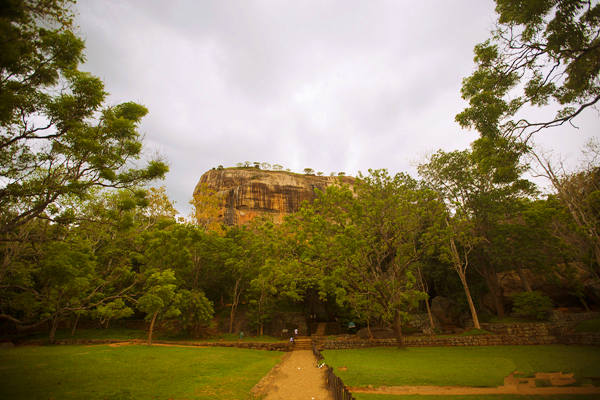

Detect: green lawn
354,395,600,400
323,345,600,387
0,344,283,400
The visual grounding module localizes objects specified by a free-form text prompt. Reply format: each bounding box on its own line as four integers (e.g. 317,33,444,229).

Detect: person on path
294,328,299,336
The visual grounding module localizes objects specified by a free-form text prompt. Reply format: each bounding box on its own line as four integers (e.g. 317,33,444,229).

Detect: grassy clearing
354,395,600,400
0,344,283,400
323,345,600,387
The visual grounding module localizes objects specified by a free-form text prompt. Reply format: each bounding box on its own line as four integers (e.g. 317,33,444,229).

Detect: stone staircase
293,336,312,350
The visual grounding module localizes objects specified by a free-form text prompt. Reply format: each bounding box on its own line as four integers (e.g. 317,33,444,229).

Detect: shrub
511,291,553,321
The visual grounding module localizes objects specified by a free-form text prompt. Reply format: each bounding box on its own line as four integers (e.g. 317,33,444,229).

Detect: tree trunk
393,310,404,348
49,316,59,344
516,264,532,292
148,311,158,345
71,314,80,336
458,272,481,330
367,319,373,340
424,297,435,332
229,278,241,334
416,267,435,332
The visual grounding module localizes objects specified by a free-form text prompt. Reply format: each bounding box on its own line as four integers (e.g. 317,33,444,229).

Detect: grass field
0,344,283,400
354,395,600,400
323,345,600,388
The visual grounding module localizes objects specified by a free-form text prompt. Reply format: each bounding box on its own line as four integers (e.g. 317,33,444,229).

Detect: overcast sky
75,1,599,215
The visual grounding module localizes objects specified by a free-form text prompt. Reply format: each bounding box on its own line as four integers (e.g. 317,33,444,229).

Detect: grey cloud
75,0,598,215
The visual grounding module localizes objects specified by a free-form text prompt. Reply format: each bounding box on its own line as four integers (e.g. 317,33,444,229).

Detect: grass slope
323,345,600,387
0,344,283,400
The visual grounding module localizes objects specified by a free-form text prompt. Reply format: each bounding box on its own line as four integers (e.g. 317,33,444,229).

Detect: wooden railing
313,344,355,400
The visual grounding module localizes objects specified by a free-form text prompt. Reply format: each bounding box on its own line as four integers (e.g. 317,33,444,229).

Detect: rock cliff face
194,168,354,225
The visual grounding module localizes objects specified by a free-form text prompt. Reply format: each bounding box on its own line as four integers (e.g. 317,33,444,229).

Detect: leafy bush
511,291,553,321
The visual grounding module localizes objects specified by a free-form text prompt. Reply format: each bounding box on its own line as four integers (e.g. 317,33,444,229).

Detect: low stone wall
480,322,551,336
558,333,600,346
550,311,600,323
313,334,561,349
180,341,291,351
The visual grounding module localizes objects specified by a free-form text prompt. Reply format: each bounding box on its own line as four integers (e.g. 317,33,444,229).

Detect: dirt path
252,350,333,400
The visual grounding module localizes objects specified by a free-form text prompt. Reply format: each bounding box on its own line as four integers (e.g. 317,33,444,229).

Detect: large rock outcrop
194,168,354,225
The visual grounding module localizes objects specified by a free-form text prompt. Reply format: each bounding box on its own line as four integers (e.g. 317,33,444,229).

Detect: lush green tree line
1,0,598,345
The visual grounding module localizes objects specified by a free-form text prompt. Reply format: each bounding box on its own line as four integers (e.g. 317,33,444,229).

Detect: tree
531,142,600,278
0,187,149,341
137,270,181,345
304,168,314,175
272,164,283,171
292,170,437,345
419,137,535,318
177,289,213,337
191,183,223,233
261,162,271,170
0,0,168,238
456,0,600,141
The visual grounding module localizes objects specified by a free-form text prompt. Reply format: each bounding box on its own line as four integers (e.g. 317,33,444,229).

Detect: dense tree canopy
1,0,598,344
457,0,600,140
0,0,167,237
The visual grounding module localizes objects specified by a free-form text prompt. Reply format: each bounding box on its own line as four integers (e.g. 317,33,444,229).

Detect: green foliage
457,0,600,140
177,289,214,337
287,169,439,340
138,270,181,320
511,291,554,320
94,299,133,327
0,0,167,237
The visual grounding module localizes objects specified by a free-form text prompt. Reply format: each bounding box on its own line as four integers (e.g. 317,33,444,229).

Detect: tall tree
137,270,181,345
293,170,438,345
419,137,535,318
0,0,167,238
531,143,600,278
456,0,600,141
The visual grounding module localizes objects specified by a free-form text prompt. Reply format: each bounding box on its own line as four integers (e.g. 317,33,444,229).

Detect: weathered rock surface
195,168,354,225
497,263,600,305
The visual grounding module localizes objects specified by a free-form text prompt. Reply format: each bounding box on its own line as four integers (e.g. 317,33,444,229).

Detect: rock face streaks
195,169,353,226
